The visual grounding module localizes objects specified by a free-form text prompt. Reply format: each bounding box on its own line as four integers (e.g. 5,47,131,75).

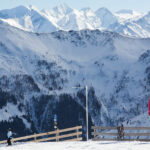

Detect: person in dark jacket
117,124,124,140
120,124,124,139
117,125,121,139
7,128,12,146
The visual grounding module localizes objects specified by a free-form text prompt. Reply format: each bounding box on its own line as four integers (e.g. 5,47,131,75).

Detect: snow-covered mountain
115,9,142,20
0,5,59,33
0,5,150,37
96,7,117,28
0,22,150,139
56,7,101,31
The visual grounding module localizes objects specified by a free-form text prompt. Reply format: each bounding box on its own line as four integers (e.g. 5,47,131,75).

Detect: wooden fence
92,126,150,141
0,126,82,144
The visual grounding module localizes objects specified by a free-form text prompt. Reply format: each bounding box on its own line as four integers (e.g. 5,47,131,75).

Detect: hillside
0,23,150,139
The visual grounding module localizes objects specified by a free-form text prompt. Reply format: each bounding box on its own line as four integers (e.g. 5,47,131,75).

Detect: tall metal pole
85,85,88,141
72,85,89,141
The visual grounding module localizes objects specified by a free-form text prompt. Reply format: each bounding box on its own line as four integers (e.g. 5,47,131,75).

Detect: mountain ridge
0,5,149,37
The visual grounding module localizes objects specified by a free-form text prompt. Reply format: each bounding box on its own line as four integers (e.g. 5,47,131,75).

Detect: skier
7,128,12,146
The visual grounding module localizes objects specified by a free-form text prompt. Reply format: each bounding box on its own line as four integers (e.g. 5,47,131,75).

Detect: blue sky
0,0,150,12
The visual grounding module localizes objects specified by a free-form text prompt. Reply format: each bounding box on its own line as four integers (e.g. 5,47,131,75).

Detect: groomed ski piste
0,141,150,150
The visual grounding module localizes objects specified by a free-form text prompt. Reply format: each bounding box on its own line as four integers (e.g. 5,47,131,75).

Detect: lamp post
72,85,89,141
85,85,88,141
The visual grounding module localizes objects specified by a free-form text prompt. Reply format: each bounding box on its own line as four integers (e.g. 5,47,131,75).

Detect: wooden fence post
94,128,96,139
56,129,59,142
12,138,14,144
76,127,79,140
34,133,37,142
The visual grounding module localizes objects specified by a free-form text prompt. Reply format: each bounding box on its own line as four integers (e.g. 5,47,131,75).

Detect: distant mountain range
0,4,149,37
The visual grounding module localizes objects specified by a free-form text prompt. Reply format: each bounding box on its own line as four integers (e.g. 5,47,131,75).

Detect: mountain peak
14,5,29,10
6,5,30,12
116,9,135,15
96,7,111,14
81,7,91,11
27,5,38,11
95,7,117,28
0,5,32,19
144,11,150,17
53,3,73,15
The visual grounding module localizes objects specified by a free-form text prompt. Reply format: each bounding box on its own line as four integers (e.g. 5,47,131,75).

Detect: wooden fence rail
0,126,82,144
92,126,150,130
92,126,150,142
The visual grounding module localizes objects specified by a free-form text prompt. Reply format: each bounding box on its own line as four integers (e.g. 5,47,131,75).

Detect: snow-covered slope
111,11,150,38
0,141,150,150
57,8,101,31
0,5,150,37
115,9,143,21
0,5,59,33
0,23,150,139
96,7,117,28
